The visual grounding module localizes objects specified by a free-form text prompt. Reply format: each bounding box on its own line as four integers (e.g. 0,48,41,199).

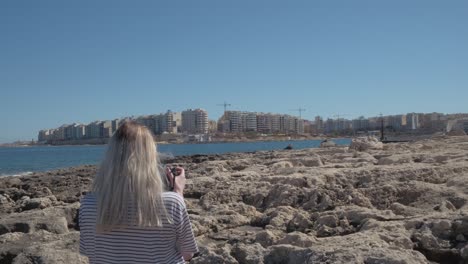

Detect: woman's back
79,191,197,264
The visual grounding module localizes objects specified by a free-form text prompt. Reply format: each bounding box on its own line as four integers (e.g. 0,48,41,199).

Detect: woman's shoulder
162,192,185,207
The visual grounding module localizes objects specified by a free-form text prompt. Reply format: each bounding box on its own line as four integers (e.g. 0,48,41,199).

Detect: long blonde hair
92,121,169,231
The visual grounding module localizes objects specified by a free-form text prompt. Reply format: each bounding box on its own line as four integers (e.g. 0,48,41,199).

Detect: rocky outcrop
1,136,468,263
319,139,336,148
349,136,384,151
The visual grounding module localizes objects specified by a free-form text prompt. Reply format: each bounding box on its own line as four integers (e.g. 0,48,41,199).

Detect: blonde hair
92,121,169,231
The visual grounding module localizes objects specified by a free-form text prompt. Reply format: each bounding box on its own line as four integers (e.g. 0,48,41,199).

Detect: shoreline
0,139,352,177
0,136,332,148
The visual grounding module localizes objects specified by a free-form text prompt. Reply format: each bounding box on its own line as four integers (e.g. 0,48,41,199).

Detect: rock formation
1,136,468,263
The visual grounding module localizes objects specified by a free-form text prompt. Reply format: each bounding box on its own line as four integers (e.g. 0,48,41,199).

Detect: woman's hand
165,166,186,197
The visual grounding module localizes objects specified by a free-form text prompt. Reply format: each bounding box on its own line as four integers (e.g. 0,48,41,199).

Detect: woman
79,121,198,263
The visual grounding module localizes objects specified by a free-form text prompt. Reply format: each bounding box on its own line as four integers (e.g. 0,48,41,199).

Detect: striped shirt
79,192,198,264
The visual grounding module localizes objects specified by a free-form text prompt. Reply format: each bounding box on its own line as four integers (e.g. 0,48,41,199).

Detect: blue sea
0,139,351,176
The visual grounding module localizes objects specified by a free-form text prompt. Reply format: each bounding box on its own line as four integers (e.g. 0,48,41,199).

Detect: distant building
111,119,121,134
224,111,242,132
256,113,272,133
447,118,468,133
270,114,281,133
54,125,66,140
406,113,420,130
352,116,370,131
73,124,86,139
314,116,324,132
86,121,101,139
100,121,112,138
419,112,447,132
181,109,208,134
208,120,217,133
244,112,258,132
38,129,53,142
163,111,181,133
387,115,404,130
136,111,183,135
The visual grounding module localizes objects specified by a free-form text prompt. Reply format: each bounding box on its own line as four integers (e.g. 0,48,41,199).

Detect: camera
170,167,179,176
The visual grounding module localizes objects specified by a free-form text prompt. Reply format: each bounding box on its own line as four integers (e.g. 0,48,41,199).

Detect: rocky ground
1,136,468,263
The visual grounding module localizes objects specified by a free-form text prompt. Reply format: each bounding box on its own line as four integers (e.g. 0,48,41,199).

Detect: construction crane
217,101,231,114
290,108,306,119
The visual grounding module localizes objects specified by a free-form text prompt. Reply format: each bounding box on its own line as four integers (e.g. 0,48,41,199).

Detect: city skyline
2,1,468,143
35,108,468,145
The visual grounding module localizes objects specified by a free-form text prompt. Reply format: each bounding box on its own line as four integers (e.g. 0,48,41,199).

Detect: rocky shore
1,136,468,263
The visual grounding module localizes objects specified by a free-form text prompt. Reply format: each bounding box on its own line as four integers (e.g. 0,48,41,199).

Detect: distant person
79,121,198,263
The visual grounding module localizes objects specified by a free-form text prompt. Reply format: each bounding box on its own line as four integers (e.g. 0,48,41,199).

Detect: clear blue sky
1,0,467,143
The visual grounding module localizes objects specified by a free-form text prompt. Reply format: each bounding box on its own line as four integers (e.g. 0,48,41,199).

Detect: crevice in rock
184,191,204,199
413,246,462,264
0,252,17,264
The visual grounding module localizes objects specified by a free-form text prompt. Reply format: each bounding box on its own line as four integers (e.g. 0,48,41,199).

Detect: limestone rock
320,139,337,148
231,243,265,264
349,136,384,151
3,137,468,263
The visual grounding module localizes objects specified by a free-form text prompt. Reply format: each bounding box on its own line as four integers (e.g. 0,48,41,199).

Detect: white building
181,109,208,134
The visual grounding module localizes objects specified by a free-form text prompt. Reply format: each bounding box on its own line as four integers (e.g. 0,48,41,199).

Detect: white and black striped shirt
79,192,198,264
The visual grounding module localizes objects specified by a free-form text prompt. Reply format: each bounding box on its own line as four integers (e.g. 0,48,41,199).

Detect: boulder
349,136,383,151
231,243,265,264
320,140,337,148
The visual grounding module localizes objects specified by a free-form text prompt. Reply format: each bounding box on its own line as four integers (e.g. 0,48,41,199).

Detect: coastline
1,135,468,262
0,136,331,148
0,138,352,177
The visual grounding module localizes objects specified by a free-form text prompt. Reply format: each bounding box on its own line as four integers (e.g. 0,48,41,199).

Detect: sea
0,139,351,177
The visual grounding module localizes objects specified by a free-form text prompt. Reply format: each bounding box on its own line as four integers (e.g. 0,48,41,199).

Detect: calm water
0,139,351,176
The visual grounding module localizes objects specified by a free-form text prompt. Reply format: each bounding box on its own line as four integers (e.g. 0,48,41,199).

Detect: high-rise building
244,112,257,132
111,119,121,134
163,111,181,133
73,124,86,139
38,129,53,142
181,109,208,134
387,115,404,130
315,116,324,132
256,113,271,133
406,113,420,130
100,121,112,138
86,121,101,139
352,116,370,131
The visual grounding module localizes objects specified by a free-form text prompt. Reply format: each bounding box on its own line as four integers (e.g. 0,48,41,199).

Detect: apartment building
86,121,101,139
181,109,208,134
38,129,54,142
163,111,181,133
100,121,112,138
111,119,121,134
256,113,271,133
244,112,257,132
73,124,86,139
220,111,303,134
315,116,324,132
387,115,404,130
406,113,420,130
352,116,370,131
